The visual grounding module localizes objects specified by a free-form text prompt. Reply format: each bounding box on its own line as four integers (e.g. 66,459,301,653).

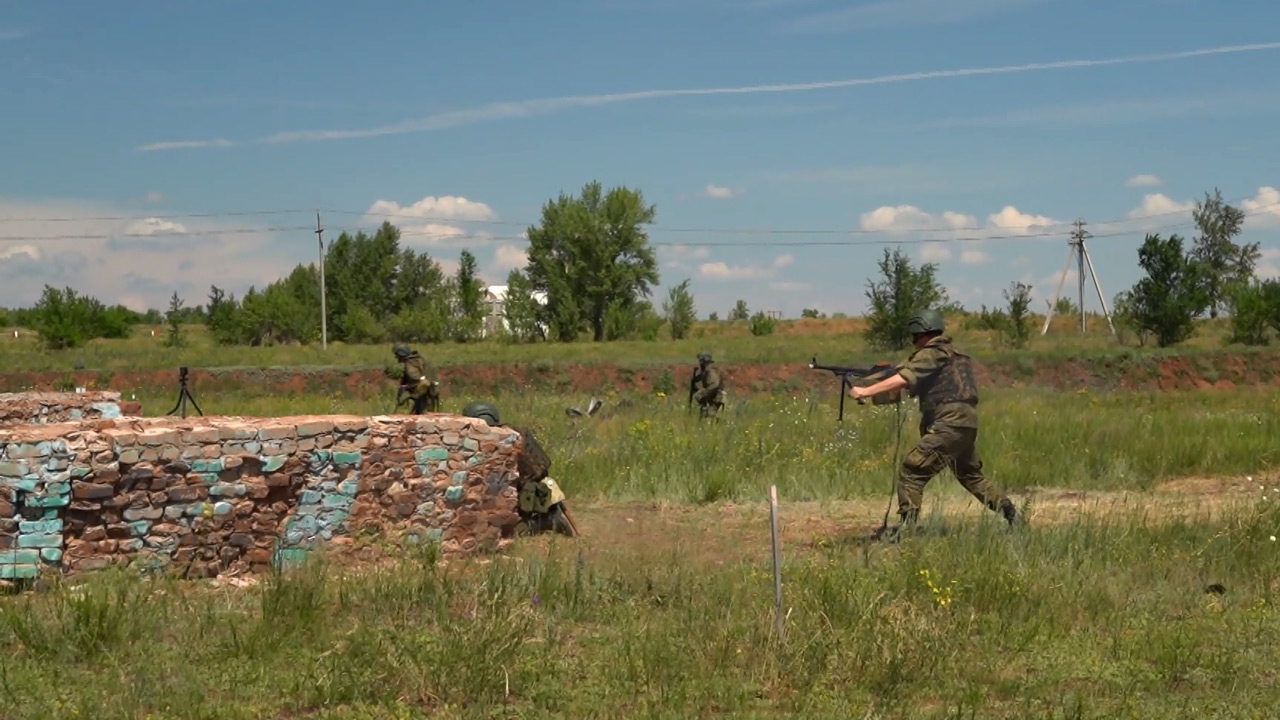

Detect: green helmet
697,351,712,364
392,343,411,359
462,401,500,426
907,309,944,335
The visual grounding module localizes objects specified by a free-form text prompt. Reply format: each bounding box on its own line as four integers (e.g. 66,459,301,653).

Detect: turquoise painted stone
0,565,38,579
462,438,479,451
426,528,443,541
28,495,68,508
1,549,40,564
243,442,263,454
415,447,449,463
451,470,468,486
118,539,143,552
190,458,223,473
261,455,285,472
129,521,150,536
332,451,361,467
466,456,481,466
213,502,233,516
444,486,464,502
40,547,63,562
321,494,349,509
17,533,61,549
299,490,322,505
272,547,308,569
14,477,38,492
338,480,359,497
18,519,62,534
70,466,92,478
0,461,31,477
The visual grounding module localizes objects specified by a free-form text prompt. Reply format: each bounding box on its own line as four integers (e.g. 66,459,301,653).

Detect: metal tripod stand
166,366,204,419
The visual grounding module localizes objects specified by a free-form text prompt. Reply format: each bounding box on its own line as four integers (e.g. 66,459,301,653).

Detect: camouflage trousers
897,423,1009,519
696,392,724,419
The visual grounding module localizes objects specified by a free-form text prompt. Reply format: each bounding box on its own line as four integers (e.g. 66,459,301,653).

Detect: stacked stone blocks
0,391,141,427
1,414,525,581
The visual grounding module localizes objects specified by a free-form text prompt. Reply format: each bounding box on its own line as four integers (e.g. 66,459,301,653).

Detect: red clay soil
3,350,1280,398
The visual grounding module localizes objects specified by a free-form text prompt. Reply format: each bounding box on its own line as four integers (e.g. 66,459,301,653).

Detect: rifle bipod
166,366,204,419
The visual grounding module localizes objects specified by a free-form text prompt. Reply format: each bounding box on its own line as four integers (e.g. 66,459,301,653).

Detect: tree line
4,183,1277,351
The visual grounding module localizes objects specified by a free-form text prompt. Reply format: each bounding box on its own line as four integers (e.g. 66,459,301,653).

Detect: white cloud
1257,249,1280,279
659,243,712,270
1242,186,1280,228
122,217,188,236
145,191,165,203
921,242,952,261
773,253,794,267
0,245,40,262
363,195,498,247
1126,174,1162,187
769,281,810,292
860,205,977,234
786,0,1045,32
135,42,1280,150
703,184,736,199
698,262,773,280
1127,193,1194,219
492,244,528,272
0,198,301,311
859,201,1061,265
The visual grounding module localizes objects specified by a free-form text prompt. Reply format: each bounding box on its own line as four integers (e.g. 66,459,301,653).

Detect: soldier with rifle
847,309,1020,540
391,343,440,414
461,401,580,538
688,351,724,419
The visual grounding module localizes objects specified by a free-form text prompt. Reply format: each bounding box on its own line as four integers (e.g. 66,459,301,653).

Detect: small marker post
768,484,784,639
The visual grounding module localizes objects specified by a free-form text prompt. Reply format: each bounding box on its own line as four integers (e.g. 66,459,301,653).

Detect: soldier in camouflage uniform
849,309,1019,539
392,343,440,414
461,401,579,538
689,351,725,419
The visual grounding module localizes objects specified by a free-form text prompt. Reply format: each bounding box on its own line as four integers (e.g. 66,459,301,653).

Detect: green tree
1111,290,1150,347
450,250,485,342
729,300,749,321
1226,279,1276,346
863,247,949,351
30,286,103,350
1127,233,1209,347
524,181,660,342
205,286,241,345
164,292,186,348
500,269,545,342
1190,189,1257,318
1003,281,1033,348
662,279,697,340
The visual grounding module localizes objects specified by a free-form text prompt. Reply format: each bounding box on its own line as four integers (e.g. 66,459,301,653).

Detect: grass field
0,313,1248,373
3,316,1279,717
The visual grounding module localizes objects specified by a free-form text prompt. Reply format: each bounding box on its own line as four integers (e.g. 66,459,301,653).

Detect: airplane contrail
135,40,1280,151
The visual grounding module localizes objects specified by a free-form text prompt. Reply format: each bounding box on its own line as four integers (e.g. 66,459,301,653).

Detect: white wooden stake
768,484,784,640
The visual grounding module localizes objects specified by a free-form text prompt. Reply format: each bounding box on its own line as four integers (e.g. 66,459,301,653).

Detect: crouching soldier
689,351,725,419
461,401,579,538
391,343,440,414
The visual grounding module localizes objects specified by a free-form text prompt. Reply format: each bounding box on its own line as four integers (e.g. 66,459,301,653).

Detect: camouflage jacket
398,355,435,398
506,423,551,484
692,365,723,403
895,335,979,430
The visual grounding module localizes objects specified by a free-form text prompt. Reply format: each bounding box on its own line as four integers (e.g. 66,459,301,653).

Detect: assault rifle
807,357,899,421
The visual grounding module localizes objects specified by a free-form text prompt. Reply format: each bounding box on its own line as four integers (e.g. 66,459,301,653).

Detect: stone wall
0,391,142,427
0,414,524,581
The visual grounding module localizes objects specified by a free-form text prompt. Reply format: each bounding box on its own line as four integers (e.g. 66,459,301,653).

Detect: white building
482,284,549,338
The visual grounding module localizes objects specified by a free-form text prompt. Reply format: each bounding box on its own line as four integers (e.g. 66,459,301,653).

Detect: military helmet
697,351,712,363
392,343,411,359
907,308,944,335
462,401,501,426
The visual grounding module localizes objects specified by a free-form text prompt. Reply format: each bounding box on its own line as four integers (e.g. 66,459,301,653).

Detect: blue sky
2,0,1279,319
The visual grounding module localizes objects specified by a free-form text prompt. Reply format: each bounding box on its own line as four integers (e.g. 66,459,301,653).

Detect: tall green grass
133,385,1280,503
2,500,1277,717
0,314,1243,372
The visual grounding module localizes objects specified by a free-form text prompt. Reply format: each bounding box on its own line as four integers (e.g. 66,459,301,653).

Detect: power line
1,193,1274,238
0,200,1275,247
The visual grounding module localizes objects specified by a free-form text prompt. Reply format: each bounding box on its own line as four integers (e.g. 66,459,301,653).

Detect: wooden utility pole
1040,218,1116,337
315,212,328,350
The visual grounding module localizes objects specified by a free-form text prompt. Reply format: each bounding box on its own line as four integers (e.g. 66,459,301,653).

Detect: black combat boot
999,499,1019,527
879,507,919,543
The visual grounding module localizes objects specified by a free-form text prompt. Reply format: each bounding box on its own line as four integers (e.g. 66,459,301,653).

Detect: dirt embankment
1,350,1278,399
